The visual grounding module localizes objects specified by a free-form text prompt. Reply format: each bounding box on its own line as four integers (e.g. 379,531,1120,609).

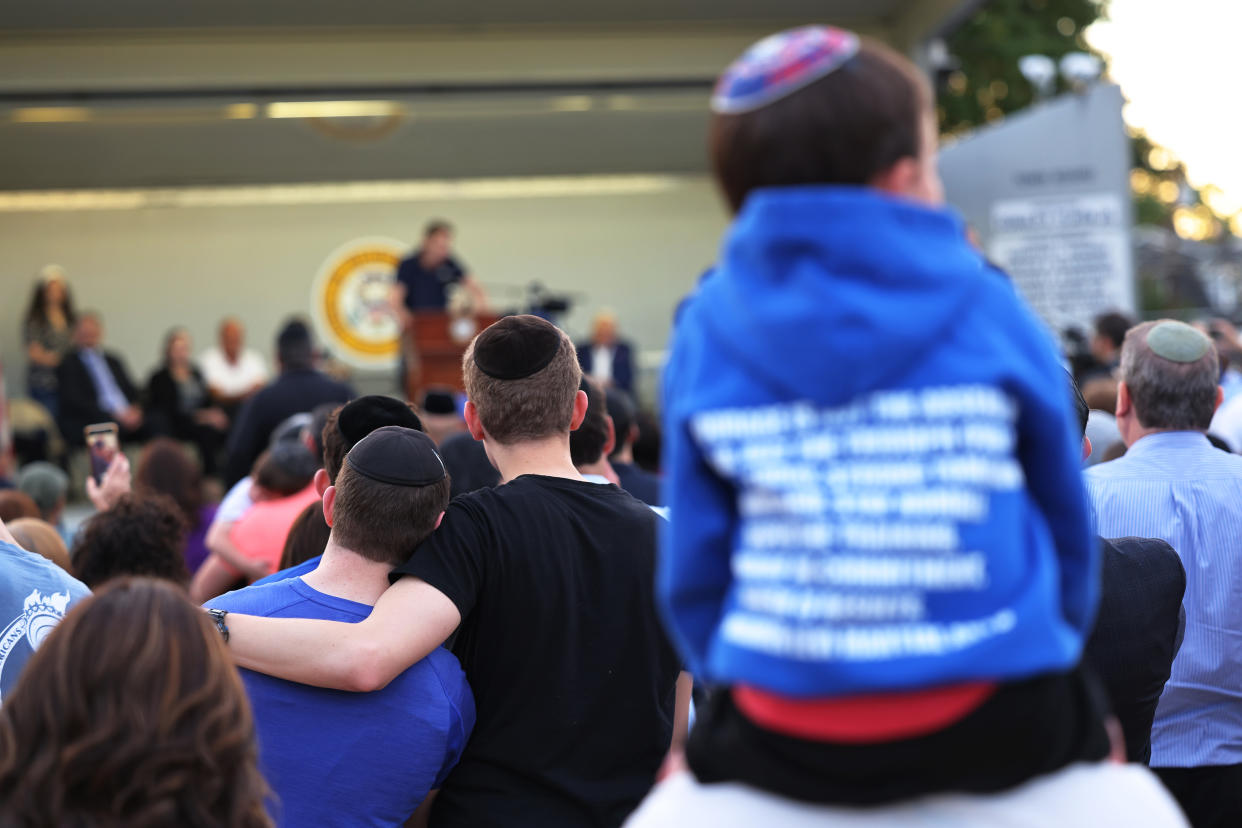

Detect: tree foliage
939,0,1105,135
940,0,1228,239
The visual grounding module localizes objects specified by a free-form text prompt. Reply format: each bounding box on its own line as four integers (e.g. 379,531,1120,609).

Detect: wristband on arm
206,608,230,643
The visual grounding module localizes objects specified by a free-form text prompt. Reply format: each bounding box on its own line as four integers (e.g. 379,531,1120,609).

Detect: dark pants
687,669,1111,807
1154,764,1242,828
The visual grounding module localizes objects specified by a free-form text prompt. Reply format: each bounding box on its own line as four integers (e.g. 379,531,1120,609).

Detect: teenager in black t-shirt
223,316,686,828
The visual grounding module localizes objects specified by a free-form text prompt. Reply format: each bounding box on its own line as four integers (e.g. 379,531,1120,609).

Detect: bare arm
461,275,488,313
226,576,461,691
205,518,268,581
190,554,246,603
26,340,60,367
391,282,412,329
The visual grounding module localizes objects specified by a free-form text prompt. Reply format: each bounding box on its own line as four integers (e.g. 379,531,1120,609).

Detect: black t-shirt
392,475,681,828
397,251,466,311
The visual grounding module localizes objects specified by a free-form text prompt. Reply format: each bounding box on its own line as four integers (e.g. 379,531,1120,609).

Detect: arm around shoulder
226,576,462,691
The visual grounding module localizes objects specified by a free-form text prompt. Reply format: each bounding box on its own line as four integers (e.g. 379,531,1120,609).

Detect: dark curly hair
0,577,271,828
72,495,190,589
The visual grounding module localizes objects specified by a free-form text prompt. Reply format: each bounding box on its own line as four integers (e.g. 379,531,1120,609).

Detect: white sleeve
215,476,255,524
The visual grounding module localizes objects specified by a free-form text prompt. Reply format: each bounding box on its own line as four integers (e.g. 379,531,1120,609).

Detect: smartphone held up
84,422,120,484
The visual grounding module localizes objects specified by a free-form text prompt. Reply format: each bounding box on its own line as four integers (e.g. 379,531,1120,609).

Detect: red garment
225,484,321,578
734,681,997,743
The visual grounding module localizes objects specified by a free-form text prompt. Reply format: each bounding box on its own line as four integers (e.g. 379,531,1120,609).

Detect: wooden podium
403,311,499,402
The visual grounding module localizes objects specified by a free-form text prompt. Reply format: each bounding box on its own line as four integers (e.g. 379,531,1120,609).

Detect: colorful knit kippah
711,25,861,115
1146,321,1211,363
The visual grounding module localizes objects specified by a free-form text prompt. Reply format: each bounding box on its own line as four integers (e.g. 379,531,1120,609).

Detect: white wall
0,175,726,401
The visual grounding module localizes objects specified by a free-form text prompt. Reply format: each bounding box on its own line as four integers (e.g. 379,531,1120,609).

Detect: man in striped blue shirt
1086,319,1242,828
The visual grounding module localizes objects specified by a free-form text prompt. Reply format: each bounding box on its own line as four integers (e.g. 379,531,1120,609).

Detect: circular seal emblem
311,237,406,368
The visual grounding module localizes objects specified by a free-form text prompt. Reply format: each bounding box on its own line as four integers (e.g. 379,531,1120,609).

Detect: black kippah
473,315,562,380
337,395,424,451
345,426,446,486
421,388,458,416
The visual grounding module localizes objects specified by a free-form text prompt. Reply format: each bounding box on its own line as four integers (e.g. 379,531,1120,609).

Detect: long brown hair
278,501,331,571
0,578,271,828
135,437,204,529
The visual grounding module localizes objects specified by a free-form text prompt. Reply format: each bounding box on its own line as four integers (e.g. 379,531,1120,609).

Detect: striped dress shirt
1086,430,1242,768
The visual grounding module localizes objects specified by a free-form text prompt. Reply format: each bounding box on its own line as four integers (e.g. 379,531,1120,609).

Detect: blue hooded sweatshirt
660,186,1097,698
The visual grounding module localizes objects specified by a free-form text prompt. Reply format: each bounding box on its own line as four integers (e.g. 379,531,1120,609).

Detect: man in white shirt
201,317,268,414
576,311,635,395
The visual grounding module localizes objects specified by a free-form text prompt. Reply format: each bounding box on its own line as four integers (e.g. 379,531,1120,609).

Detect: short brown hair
330,463,450,565
321,406,348,483
251,444,317,497
0,578,270,827
570,377,610,467
462,321,581,445
709,38,930,213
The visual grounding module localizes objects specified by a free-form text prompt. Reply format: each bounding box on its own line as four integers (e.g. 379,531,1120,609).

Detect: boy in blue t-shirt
207,427,473,827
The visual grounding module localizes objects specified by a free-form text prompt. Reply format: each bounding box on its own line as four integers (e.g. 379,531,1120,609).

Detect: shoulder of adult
1102,536,1187,586
0,540,90,598
203,578,305,616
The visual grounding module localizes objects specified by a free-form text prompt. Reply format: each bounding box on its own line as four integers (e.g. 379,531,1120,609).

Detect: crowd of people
0,21,1237,828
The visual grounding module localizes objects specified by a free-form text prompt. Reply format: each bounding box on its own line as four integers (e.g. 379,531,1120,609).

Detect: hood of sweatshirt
693,185,998,404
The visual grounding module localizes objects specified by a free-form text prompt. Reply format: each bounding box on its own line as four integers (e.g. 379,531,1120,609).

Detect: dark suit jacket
144,365,211,440
223,368,354,486
1083,536,1186,764
613,461,663,507
577,340,634,394
56,348,141,445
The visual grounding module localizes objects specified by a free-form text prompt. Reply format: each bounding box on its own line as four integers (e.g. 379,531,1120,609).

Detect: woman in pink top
190,444,319,602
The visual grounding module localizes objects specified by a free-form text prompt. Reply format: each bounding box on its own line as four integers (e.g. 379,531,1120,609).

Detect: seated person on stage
190,443,319,602
200,316,269,419
206,427,473,828
254,394,426,586
56,311,145,445
634,25,1183,827
606,387,663,506
218,316,685,828
145,327,230,477
577,310,635,394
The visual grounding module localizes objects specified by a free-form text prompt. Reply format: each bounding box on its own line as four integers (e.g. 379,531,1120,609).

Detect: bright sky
1087,0,1242,216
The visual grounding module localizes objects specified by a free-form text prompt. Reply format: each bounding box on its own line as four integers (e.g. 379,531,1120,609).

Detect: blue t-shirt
397,252,466,311
0,540,90,704
206,577,474,827
252,554,321,586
